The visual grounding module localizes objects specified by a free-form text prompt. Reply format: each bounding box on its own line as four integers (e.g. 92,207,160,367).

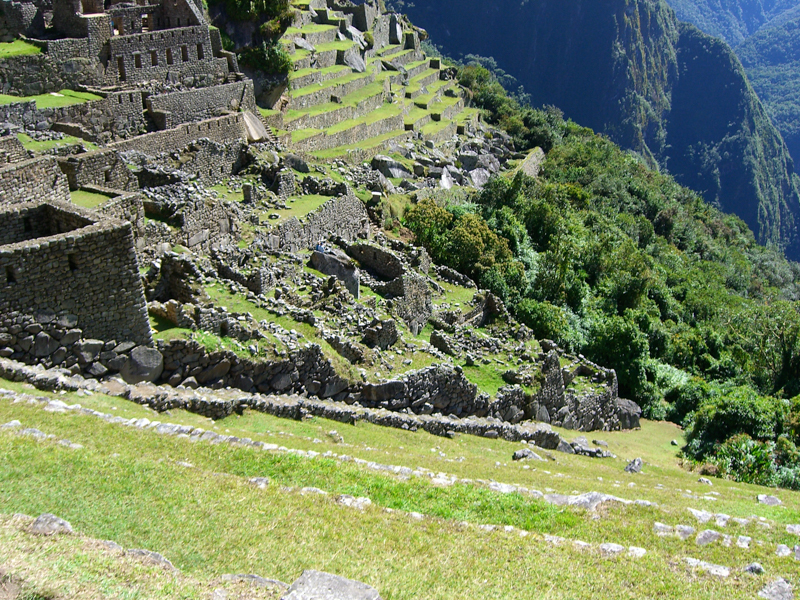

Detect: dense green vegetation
208,0,294,75
405,64,800,487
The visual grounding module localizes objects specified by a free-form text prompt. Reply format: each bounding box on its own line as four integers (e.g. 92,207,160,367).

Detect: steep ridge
398,0,800,259
736,8,800,166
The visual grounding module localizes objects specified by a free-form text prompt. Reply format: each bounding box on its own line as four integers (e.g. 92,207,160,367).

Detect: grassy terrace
421,118,453,137
309,130,409,159
70,189,112,209
1,378,799,599
291,69,374,99
289,64,349,84
291,103,402,145
0,39,42,58
16,132,97,153
285,81,386,124
284,23,337,37
0,88,102,109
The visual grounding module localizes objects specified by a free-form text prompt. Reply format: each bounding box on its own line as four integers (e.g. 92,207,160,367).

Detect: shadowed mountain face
399,0,800,258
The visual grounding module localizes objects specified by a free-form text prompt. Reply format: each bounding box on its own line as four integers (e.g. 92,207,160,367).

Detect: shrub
683,386,786,459
711,434,776,487
515,299,568,344
238,41,292,76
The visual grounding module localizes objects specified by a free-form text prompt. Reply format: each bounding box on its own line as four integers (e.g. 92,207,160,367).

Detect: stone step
413,81,455,109
291,104,405,153
385,49,424,67
285,81,388,131
290,69,376,110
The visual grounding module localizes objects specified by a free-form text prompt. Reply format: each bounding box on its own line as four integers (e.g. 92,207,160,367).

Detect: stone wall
0,201,151,346
0,134,29,164
57,149,139,191
49,90,145,143
0,0,39,42
106,25,228,86
263,192,370,252
92,187,146,235
110,113,247,156
146,80,256,130
526,351,626,432
0,156,70,204
0,51,100,97
170,138,248,185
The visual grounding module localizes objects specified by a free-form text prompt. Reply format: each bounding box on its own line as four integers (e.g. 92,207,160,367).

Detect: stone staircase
267,0,477,161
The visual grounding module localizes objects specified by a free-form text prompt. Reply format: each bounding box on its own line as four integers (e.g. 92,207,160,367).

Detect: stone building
0,200,151,345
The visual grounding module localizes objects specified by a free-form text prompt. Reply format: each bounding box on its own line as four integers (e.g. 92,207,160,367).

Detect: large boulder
281,570,382,600
343,48,366,73
310,250,360,298
29,513,73,536
371,155,413,179
616,398,641,430
120,346,164,384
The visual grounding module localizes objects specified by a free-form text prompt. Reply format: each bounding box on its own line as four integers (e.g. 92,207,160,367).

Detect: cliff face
400,0,800,258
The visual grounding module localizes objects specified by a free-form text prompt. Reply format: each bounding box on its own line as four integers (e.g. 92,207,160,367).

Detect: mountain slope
663,0,799,46
399,0,800,258
736,9,800,164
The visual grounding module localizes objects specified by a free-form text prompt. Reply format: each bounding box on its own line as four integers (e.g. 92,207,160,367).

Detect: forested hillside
403,66,800,487
396,0,800,261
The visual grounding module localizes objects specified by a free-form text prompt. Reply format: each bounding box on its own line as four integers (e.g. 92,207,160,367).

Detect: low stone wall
94,188,146,235
263,192,370,252
147,80,256,130
0,310,148,378
57,149,139,191
0,156,70,204
0,356,566,445
110,113,247,156
293,111,403,153
170,138,248,185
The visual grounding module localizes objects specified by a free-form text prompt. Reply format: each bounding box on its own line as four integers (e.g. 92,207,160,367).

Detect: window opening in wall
23,217,31,232
181,45,188,62
219,321,229,337
118,95,123,104
5,266,15,284
166,48,173,65
104,169,112,183
117,56,126,81
150,50,158,66
196,43,204,59
129,93,134,102
134,53,142,68
177,18,180,26
68,254,77,272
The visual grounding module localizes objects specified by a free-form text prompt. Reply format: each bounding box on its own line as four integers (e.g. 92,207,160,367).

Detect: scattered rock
744,562,765,575
684,557,729,577
758,494,782,506
698,477,712,485
127,548,175,569
624,458,643,473
1,420,21,429
281,570,382,600
29,513,73,536
759,578,794,600
512,448,544,462
696,529,722,546
249,477,270,489
120,346,164,384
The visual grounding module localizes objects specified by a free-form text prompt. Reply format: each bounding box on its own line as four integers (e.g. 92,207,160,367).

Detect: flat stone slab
758,494,782,506
281,570,382,600
684,557,729,578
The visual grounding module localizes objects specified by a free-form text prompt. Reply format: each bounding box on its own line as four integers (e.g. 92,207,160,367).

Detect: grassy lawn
70,189,112,209
0,382,799,599
0,89,102,109
16,132,97,153
0,39,41,59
